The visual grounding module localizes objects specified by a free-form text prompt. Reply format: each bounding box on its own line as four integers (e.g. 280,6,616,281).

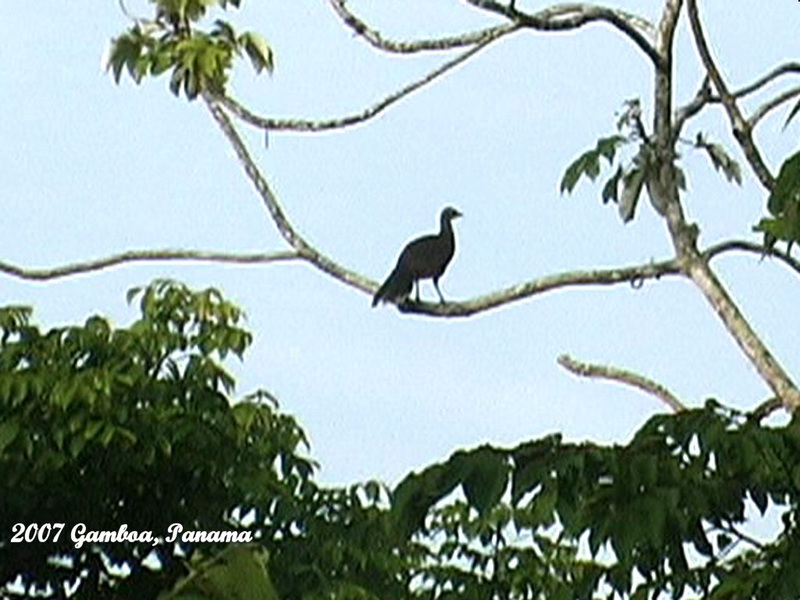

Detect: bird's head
441,206,463,222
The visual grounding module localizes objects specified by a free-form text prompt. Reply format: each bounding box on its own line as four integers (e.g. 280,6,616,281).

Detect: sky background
1,1,798,487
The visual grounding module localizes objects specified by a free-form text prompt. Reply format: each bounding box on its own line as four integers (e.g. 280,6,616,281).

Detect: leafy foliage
0,281,313,599
107,0,273,99
561,101,745,224
3,285,800,599
391,401,800,599
755,150,800,252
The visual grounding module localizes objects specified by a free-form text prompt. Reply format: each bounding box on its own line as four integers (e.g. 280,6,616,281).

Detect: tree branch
703,239,800,278
729,62,800,101
218,27,516,133
328,0,514,53
203,95,378,296
685,257,800,409
557,354,687,412
749,85,800,128
0,250,301,282
397,259,682,317
685,0,774,191
464,0,662,67
674,63,800,140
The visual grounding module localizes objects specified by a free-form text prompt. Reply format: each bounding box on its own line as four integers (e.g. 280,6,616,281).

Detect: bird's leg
414,280,420,303
433,279,446,304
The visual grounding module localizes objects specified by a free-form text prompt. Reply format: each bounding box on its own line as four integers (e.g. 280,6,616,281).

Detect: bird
372,206,462,307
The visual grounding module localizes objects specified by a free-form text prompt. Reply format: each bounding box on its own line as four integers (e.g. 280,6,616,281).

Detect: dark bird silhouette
372,206,462,307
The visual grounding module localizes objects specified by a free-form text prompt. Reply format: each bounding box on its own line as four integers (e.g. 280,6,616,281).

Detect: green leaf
768,151,800,215
618,167,645,223
239,32,274,75
560,135,626,195
601,166,623,204
460,446,508,515
159,546,278,600
0,417,20,456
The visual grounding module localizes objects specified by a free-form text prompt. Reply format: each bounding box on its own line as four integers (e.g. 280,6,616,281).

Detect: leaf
696,133,742,185
767,151,800,215
560,135,625,195
107,30,144,84
618,167,645,223
707,143,742,185
460,446,508,515
239,32,274,75
0,417,20,456
601,166,623,204
159,546,278,600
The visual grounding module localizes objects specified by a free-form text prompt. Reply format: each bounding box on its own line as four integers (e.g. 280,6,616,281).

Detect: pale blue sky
1,1,798,486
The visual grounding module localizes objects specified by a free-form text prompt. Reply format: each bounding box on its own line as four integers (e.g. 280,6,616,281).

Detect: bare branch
704,239,800,278
685,0,774,190
218,27,516,133
557,354,687,412
749,85,800,128
0,250,301,282
731,62,800,101
328,0,514,52
686,257,800,409
674,64,800,139
203,94,378,296
465,0,662,67
673,75,712,141
748,396,784,423
396,258,682,317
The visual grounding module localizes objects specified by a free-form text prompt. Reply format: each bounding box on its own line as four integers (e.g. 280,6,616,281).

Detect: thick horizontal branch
557,353,687,412
328,0,514,52
396,259,682,317
0,250,301,282
218,28,515,133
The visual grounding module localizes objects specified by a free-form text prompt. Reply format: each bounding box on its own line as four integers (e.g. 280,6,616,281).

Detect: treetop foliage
3,283,800,599
108,0,272,99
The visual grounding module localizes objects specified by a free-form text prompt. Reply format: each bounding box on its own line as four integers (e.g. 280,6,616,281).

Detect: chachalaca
372,206,462,306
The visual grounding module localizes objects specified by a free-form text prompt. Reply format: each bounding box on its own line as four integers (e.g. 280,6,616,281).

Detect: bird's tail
372,266,413,307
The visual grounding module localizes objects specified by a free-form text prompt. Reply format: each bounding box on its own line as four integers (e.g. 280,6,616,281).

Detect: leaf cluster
5,286,800,600
755,150,800,253
107,0,272,99
0,281,312,599
389,401,800,599
560,101,748,224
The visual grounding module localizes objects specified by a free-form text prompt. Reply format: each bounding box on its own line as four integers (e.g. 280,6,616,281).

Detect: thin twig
748,396,783,423
674,64,800,139
730,62,800,101
749,85,800,128
218,27,516,133
685,0,774,191
703,239,800,278
673,75,712,141
557,354,687,412
0,250,301,282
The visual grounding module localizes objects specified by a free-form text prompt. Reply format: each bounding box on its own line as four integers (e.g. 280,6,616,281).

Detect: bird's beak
454,210,463,219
